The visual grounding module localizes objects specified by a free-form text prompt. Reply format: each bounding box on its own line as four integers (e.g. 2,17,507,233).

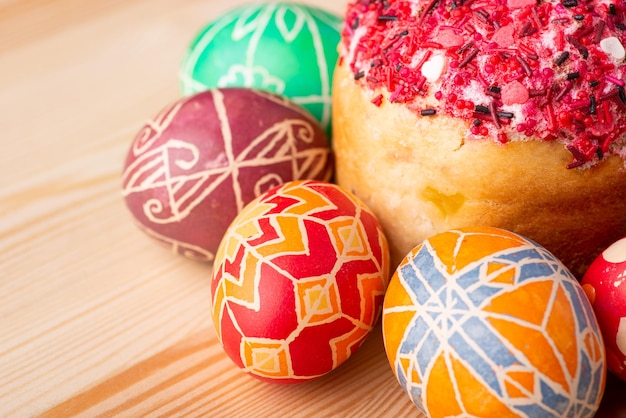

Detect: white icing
421,54,447,82
541,31,556,50
617,317,626,356
461,79,487,102
501,103,525,125
604,237,626,264
601,37,626,61
409,1,422,17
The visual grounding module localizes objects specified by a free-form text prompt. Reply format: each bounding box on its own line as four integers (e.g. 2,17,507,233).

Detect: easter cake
332,0,626,277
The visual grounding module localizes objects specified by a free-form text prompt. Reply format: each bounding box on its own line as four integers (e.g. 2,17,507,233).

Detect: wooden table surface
1,1,625,417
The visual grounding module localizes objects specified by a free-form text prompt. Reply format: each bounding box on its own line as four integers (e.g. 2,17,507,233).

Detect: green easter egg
179,2,342,136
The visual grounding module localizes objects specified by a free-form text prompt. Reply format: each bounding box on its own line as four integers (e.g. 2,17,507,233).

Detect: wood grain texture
1,0,625,417
41,326,415,418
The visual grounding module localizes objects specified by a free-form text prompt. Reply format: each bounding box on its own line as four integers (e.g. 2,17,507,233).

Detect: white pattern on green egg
179,2,342,136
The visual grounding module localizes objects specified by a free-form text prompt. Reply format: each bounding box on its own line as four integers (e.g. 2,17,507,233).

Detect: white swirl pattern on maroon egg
122,89,332,261
132,100,183,156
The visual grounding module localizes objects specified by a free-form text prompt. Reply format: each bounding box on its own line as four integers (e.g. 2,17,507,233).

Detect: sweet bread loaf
333,0,626,277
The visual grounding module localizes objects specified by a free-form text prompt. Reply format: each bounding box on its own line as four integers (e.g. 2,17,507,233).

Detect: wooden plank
42,326,418,417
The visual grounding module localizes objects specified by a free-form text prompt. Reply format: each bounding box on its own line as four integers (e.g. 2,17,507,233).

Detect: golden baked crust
333,63,626,277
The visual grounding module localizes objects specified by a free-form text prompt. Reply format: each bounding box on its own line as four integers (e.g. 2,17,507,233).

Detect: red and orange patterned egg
582,236,626,382
382,227,606,418
210,180,390,383
121,88,332,262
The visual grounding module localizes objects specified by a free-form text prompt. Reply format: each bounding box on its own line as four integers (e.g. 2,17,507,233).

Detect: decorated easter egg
179,2,342,135
122,88,332,262
382,227,606,418
210,180,390,383
582,237,626,382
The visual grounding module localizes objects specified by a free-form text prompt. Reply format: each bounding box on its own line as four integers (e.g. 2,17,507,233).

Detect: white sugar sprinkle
421,54,447,82
601,36,626,61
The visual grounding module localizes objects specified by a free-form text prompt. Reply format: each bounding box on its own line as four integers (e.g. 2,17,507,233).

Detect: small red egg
121,88,333,262
210,180,390,383
582,237,626,381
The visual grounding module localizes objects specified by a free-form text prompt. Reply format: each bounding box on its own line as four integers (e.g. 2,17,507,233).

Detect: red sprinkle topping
371,93,384,107
341,0,626,168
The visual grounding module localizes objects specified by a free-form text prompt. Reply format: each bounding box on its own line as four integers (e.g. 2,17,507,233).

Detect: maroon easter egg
121,88,333,261
210,180,390,383
582,237,626,381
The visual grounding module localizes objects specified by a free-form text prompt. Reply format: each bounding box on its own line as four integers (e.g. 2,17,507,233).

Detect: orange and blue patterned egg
210,180,390,383
582,237,626,382
179,3,342,136
382,226,606,418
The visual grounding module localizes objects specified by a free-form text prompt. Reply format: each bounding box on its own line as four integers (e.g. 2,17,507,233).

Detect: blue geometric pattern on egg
383,228,606,418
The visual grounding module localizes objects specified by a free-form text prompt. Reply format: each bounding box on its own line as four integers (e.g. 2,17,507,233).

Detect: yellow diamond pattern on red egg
210,180,389,382
242,338,290,378
297,277,340,324
330,218,369,258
